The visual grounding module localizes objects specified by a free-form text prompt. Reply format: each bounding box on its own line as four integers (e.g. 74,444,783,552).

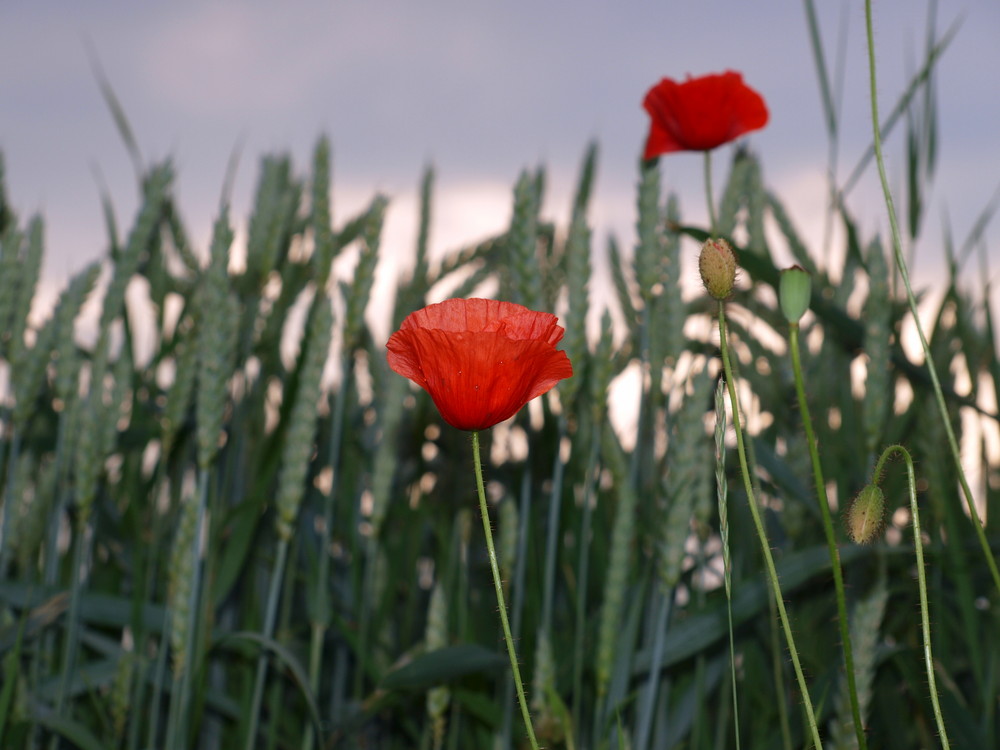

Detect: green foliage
0,22,998,746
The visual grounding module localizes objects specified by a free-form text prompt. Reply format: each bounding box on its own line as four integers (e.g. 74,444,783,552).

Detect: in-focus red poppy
386,298,573,431
642,71,768,160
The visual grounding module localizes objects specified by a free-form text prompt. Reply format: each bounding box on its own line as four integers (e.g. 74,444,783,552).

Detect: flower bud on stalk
846,484,886,544
698,238,737,300
779,265,812,324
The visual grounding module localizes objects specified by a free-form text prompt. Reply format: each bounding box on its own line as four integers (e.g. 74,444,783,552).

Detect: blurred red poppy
387,298,573,431
642,71,768,159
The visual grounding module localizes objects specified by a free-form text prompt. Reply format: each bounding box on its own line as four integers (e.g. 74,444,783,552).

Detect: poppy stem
471,430,540,750
870,445,951,750
788,324,868,750
716,303,823,750
703,150,718,235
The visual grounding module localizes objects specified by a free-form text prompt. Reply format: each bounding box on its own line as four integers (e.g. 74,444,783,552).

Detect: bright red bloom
642,71,768,159
386,298,573,431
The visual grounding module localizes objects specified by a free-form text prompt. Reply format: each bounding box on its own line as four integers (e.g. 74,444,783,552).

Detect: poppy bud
699,238,737,300
846,484,886,544
779,265,812,324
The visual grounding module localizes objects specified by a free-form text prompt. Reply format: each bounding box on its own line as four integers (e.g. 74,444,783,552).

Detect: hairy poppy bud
846,484,886,544
699,238,737,300
779,265,812,324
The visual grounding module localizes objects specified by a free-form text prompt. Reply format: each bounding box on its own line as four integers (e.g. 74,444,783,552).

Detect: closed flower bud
846,484,885,544
699,238,737,300
779,265,812,324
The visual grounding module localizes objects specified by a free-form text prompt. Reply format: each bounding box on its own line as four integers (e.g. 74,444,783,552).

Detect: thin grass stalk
769,589,793,750
247,293,331,749
265,539,301,750
165,468,210,750
305,355,351,750
143,339,198,750
717,303,822,750
471,431,540,750
540,414,568,636
126,462,169,750
594,429,635,704
871,445,950,748
53,340,119,725
803,0,845,260
689,552,711,750
353,373,406,696
571,425,601,742
862,0,1000,594
719,311,793,749
634,589,672,750
53,512,91,719
788,324,866,750
139,558,172,750
714,380,740,750
33,407,72,744
155,476,198,749
842,18,958,199
243,540,290,749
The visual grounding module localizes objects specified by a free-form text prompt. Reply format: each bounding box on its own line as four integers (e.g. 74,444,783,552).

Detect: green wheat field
0,7,998,750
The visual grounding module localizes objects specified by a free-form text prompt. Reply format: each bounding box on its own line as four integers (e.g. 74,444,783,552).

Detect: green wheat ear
275,292,333,542
168,493,199,679
507,169,544,310
195,211,239,470
658,369,713,589
595,428,637,699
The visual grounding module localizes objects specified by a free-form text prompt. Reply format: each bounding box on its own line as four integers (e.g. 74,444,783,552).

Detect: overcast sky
3,0,998,332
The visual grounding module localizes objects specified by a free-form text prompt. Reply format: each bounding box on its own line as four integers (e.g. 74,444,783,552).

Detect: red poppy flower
642,71,768,159
386,298,573,431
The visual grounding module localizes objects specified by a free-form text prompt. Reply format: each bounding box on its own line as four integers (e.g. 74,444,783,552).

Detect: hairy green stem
871,445,950,749
703,151,717,234
789,324,867,750
717,303,822,750
471,431,539,750
862,0,1000,594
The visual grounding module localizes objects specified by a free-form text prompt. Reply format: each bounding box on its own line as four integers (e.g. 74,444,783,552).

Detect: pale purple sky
3,0,999,327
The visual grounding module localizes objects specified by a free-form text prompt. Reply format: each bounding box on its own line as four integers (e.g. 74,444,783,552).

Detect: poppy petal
642,71,768,159
387,298,573,431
